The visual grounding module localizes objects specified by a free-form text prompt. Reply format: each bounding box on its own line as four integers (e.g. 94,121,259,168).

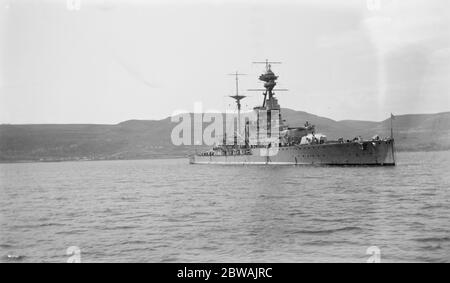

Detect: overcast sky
1,0,449,124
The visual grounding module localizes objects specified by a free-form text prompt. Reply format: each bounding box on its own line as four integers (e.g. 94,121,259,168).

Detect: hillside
0,110,449,162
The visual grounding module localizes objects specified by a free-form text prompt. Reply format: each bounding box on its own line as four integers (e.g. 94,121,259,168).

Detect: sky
0,0,449,124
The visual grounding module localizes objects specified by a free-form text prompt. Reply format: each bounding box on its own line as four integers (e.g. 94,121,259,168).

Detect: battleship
190,60,396,166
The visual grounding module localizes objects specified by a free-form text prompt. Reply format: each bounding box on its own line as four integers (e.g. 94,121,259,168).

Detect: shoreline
0,156,189,164
1,149,448,164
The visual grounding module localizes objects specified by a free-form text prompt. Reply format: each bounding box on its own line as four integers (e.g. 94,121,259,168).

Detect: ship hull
190,140,395,166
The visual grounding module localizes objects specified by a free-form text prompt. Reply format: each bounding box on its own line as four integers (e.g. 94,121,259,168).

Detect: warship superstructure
190,60,396,166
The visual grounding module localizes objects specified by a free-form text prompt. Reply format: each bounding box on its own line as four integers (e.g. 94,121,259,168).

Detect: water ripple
0,151,449,262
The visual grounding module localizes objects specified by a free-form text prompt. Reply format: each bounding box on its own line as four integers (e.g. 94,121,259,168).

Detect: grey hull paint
190,140,395,166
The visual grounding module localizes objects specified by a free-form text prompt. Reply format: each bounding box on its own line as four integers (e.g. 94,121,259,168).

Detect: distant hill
282,109,450,152
0,110,449,162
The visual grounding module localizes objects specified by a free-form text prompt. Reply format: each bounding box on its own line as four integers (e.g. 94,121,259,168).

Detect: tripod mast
249,59,287,108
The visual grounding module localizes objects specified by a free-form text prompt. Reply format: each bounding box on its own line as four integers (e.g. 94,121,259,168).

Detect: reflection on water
0,151,449,262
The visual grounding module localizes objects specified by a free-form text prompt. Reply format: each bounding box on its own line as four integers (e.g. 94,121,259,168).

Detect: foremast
224,61,288,148
249,60,288,144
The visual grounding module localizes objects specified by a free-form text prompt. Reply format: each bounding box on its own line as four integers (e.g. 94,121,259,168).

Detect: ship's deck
192,139,395,166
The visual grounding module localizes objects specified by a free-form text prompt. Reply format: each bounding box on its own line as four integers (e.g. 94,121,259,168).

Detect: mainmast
228,71,247,138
